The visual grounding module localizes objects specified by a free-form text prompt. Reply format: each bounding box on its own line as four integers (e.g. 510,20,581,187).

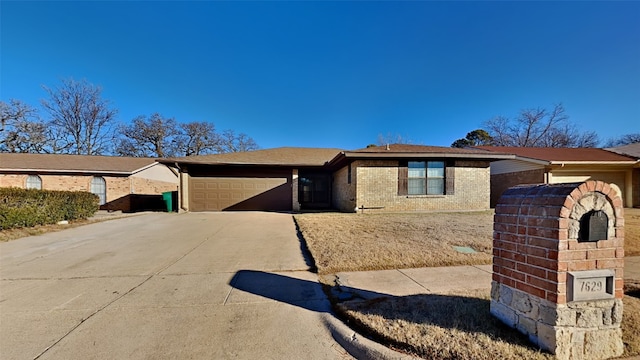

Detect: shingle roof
162,147,345,167
606,143,640,159
475,146,637,163
351,144,511,155
0,153,159,174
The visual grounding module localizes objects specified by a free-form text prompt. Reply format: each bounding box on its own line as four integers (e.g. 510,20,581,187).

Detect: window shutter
398,160,408,195
445,160,455,195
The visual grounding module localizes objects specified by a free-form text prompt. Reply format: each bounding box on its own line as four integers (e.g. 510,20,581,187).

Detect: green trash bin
162,191,174,212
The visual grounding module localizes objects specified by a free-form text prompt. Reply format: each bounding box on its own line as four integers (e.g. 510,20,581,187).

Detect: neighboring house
0,153,178,212
606,143,640,208
475,146,639,208
158,144,514,212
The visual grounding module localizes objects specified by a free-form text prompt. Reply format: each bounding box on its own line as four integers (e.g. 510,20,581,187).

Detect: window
90,176,106,205
399,160,452,196
26,175,42,190
408,161,444,195
408,162,426,195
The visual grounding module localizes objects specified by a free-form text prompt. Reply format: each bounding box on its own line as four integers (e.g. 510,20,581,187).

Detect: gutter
0,168,134,175
548,161,638,165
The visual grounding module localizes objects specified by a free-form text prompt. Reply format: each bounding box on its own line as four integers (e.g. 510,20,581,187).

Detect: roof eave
548,160,638,166
341,152,516,160
162,160,329,167
130,161,161,174
0,168,134,175
514,156,552,165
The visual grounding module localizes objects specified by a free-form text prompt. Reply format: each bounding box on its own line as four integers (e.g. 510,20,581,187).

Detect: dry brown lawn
295,209,640,359
294,211,494,274
0,212,146,242
625,208,640,256
0,221,90,242
294,208,640,275
338,288,640,359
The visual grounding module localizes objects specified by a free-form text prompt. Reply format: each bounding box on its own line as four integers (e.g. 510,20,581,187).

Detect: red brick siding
493,180,624,304
490,169,545,208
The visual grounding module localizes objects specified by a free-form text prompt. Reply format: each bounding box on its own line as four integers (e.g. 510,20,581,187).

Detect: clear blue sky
2,1,639,150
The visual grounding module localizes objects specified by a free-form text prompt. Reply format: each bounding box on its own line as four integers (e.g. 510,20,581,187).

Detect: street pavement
0,212,352,360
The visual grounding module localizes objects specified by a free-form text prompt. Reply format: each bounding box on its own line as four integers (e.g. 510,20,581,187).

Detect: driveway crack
32,236,211,360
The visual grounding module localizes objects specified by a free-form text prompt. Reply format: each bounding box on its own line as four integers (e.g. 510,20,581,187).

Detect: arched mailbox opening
578,210,608,243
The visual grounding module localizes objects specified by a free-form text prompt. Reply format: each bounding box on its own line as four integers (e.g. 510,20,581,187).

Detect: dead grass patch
624,280,640,356
337,287,640,359
625,208,640,256
297,209,640,359
294,211,494,274
295,209,640,274
0,221,91,242
0,212,147,242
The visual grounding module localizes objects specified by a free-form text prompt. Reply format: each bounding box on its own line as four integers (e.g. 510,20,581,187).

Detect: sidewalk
332,256,640,299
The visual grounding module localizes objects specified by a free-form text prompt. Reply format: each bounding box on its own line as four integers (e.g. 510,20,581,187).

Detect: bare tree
217,129,259,153
451,129,493,148
1,119,48,153
1,99,36,132
0,99,53,153
377,132,414,146
177,121,219,156
604,133,640,147
41,78,118,155
116,113,180,157
484,104,599,148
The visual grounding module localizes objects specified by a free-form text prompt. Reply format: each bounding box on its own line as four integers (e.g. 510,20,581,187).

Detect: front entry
298,171,331,209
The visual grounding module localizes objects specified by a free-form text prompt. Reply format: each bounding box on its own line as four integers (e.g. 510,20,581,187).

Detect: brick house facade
161,144,513,212
0,153,178,212
330,159,491,212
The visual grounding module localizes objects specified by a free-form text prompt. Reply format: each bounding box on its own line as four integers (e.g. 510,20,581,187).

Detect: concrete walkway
332,257,640,300
328,257,640,360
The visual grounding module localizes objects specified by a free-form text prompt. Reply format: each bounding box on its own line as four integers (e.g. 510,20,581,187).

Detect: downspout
174,162,187,212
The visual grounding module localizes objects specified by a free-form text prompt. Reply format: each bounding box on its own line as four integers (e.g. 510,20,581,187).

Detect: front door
299,172,331,209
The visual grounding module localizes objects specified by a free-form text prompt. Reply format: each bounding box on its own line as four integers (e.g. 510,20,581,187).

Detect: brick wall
490,169,545,208
332,164,356,212
493,181,624,304
0,175,26,188
353,159,491,212
0,173,176,212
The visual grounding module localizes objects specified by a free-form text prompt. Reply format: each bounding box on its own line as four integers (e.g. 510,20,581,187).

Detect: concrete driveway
0,212,351,360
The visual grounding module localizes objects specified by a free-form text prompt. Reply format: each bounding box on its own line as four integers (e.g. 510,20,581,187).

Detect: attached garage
162,147,345,212
551,171,627,198
189,175,291,211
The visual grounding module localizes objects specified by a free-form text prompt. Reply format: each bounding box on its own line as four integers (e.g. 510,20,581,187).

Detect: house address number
568,270,614,302
579,279,603,293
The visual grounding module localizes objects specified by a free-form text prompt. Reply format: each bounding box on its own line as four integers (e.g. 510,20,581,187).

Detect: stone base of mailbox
491,282,623,359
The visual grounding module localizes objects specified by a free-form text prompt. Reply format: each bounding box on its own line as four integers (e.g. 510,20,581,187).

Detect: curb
321,313,420,360
321,311,640,360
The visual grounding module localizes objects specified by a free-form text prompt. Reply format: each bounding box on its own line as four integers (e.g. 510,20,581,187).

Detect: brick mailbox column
491,180,624,360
